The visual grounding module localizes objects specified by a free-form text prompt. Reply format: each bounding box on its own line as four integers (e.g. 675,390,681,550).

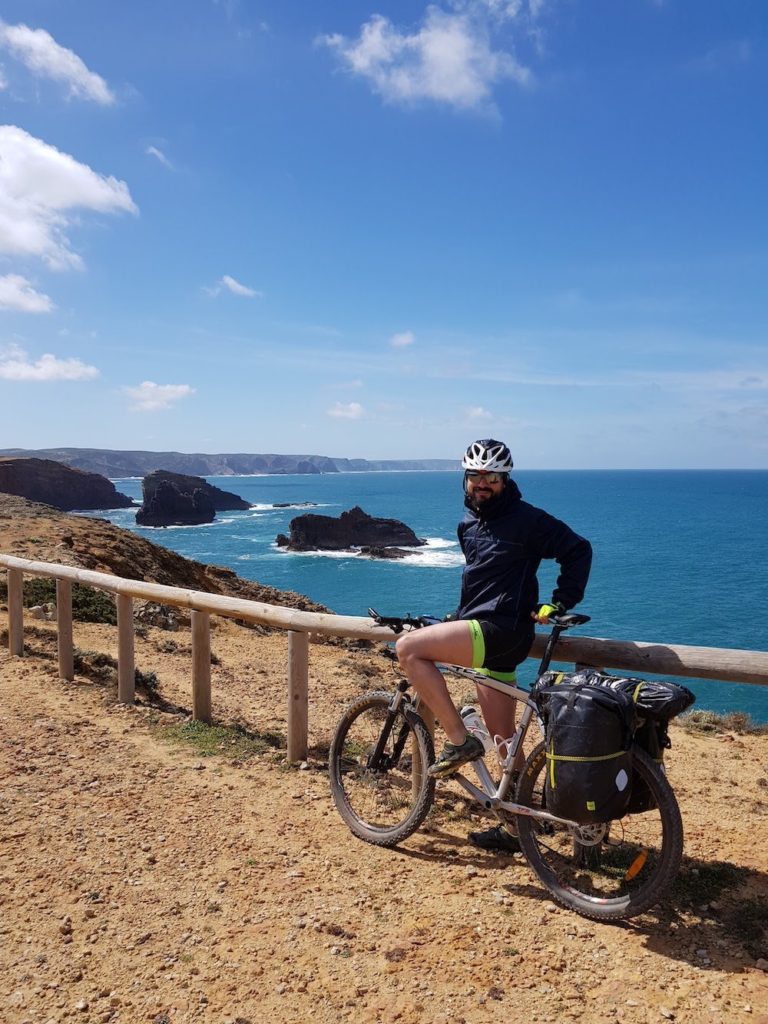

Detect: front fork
368,681,412,770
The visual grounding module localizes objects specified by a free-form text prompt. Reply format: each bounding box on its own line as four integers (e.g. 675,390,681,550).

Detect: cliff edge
0,457,133,511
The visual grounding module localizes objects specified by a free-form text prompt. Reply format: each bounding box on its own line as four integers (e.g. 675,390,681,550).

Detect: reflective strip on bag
545,750,627,764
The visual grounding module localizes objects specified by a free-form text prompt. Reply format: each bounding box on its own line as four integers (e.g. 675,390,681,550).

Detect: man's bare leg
395,621,475,744
475,683,526,770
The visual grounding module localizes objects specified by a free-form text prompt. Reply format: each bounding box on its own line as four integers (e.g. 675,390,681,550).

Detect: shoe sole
427,753,483,779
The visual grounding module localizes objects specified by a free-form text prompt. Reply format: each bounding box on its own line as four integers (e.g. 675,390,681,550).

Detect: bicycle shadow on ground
396,826,768,974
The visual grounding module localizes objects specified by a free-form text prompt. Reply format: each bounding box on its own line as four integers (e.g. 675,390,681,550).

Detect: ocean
92,470,768,723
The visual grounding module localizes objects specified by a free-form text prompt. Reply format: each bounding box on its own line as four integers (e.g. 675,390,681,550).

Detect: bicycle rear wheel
516,743,683,921
329,690,435,847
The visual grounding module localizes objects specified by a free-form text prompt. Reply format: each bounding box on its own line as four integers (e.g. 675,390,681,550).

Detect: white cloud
0,21,114,104
0,273,53,313
204,274,261,298
327,401,364,420
0,125,137,271
145,145,173,169
390,330,415,348
466,405,493,419
319,6,531,112
123,381,196,412
0,342,98,380
221,274,259,297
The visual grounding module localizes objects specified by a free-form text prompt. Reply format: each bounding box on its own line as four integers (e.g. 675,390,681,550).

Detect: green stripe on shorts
475,666,518,683
465,620,517,682
467,619,485,667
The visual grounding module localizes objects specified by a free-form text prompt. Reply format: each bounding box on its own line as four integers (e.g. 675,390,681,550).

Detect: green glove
532,602,564,623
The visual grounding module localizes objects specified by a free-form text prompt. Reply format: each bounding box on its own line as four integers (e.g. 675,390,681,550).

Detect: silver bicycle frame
406,663,583,831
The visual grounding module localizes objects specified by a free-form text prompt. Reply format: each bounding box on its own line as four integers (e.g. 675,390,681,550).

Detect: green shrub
18,578,117,625
681,708,768,736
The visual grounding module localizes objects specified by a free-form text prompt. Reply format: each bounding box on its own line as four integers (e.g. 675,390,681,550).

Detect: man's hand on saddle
532,601,564,624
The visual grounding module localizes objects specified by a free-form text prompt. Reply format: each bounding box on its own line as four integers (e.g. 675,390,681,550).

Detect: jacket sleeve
533,511,592,610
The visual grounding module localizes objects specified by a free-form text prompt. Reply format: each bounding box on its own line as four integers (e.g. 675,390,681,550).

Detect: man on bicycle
396,438,592,851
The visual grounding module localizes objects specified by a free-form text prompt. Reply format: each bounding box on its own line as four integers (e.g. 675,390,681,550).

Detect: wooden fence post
56,579,74,680
7,568,23,657
191,610,212,724
287,630,309,762
116,593,135,703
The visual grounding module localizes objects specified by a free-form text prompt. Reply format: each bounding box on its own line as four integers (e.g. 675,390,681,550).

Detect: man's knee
395,633,417,669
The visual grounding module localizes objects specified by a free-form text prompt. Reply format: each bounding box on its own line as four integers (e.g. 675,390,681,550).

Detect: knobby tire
329,691,435,847
516,742,683,921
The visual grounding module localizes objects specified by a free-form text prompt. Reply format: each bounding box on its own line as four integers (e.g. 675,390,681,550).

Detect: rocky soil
1,497,767,1024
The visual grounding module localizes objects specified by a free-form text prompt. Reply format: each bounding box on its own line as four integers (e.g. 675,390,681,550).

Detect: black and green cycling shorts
465,618,534,685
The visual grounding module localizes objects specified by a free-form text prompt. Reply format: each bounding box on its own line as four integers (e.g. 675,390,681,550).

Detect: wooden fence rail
2,553,767,761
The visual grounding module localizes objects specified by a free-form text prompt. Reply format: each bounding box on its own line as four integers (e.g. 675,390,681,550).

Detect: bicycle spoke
329,692,435,845
516,743,683,919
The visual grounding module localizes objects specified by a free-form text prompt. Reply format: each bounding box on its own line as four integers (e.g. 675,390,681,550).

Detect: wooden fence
2,553,767,761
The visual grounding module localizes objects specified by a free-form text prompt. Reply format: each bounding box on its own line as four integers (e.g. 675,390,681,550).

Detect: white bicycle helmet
462,438,513,473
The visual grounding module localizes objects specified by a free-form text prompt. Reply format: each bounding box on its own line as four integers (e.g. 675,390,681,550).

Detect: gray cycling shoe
428,733,485,778
468,824,521,853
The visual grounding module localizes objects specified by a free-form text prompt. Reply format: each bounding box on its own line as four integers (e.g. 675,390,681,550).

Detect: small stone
755,958,768,972
660,1008,674,1020
75,1000,89,1012
276,983,287,995
465,865,479,878
299,761,309,770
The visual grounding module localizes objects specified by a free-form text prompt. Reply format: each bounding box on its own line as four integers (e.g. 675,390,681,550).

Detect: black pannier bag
535,670,695,816
627,718,671,813
533,676,637,824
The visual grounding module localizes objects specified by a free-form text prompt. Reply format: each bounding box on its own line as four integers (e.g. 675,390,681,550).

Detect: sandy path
1,621,767,1024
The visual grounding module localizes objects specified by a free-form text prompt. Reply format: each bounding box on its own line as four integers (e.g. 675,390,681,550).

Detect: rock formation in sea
135,470,250,527
276,505,426,555
0,457,133,511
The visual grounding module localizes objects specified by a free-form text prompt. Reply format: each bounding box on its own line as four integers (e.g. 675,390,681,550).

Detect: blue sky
0,1,765,468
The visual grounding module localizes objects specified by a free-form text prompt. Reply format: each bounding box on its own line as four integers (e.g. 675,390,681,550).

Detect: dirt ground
1,612,767,1024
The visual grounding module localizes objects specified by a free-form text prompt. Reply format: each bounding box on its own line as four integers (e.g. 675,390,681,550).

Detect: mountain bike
328,610,683,921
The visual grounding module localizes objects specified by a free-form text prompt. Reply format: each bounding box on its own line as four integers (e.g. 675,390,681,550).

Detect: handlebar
368,607,591,633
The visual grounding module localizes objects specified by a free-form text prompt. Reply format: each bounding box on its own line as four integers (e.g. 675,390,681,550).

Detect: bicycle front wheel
329,691,435,847
516,743,683,921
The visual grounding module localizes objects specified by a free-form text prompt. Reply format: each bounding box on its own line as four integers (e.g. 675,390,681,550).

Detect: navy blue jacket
457,479,592,628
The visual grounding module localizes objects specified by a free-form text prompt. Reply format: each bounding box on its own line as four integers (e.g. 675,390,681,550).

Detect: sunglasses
465,471,505,484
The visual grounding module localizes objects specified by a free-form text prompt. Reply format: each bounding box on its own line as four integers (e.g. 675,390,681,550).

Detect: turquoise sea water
92,471,768,722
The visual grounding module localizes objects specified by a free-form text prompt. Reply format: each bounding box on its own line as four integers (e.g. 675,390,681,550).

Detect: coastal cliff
0,493,328,613
0,446,460,476
0,457,133,511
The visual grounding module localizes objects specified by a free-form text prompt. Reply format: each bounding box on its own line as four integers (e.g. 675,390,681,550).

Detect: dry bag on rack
556,670,696,721
533,677,638,824
535,669,694,816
